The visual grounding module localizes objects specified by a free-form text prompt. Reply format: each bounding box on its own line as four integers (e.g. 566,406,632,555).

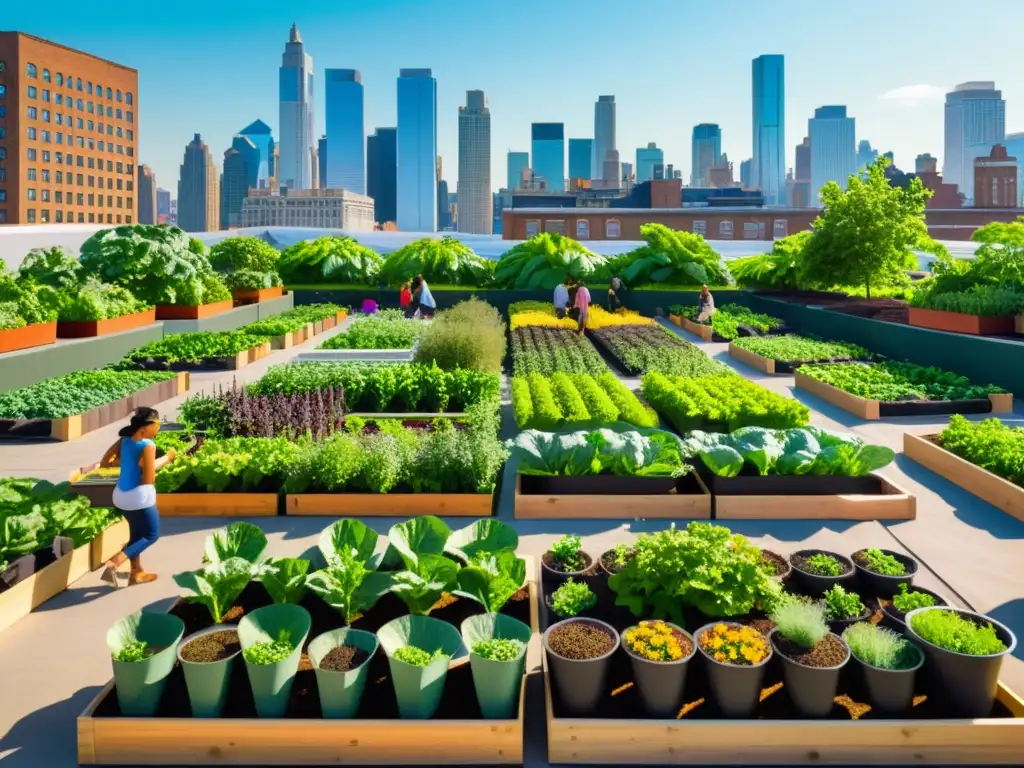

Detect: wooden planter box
159,493,279,517
728,342,777,374
155,300,234,321
133,343,270,372
232,286,285,305
270,326,312,350
89,519,131,570
57,309,157,339
679,315,713,341
513,473,711,519
247,341,272,365
794,371,1013,420
285,492,492,517
0,321,57,354
1017,314,1024,334
908,307,1017,336
904,433,1024,524
0,542,91,634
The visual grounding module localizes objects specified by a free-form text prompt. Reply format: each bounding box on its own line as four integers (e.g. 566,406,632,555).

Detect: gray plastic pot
622,622,696,717
789,549,854,597
378,615,465,719
238,604,312,718
769,629,850,717
695,622,772,717
107,610,185,716
543,617,619,716
540,550,595,585
462,613,532,719
904,606,1017,718
308,628,379,719
852,642,925,714
177,624,242,718
852,548,918,598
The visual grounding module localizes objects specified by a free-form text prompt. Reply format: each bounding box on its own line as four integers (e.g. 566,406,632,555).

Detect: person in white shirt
553,275,570,319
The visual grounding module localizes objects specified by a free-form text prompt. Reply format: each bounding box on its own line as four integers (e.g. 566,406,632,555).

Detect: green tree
800,157,934,298
970,217,1024,285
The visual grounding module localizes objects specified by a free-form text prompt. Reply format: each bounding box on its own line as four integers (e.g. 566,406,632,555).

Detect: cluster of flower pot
540,525,1017,720
104,516,532,721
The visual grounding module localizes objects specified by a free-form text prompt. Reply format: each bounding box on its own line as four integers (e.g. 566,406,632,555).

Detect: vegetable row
511,372,658,430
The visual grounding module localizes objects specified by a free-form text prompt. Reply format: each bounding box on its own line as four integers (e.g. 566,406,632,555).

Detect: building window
693,220,707,236
28,86,38,99
41,209,49,223
41,170,50,182
0,211,6,224
56,73,63,86
77,193,84,205
545,219,566,235
87,82,93,95
88,213,94,223
42,89,50,102
106,87,112,99
76,78,82,91
42,68,51,82
87,102,94,114
27,106,37,119
576,219,590,239
0,85,5,99
126,111,133,123
27,188,37,201
0,127,4,139
27,209,37,223
76,99,83,110
0,191,5,202
525,219,540,237
27,127,37,140
28,169,37,181
0,105,4,117
56,210,63,223
719,220,734,238
107,213,112,223
772,219,788,239
126,92,133,105
605,219,621,238
41,190,49,202
26,149,35,160
55,191,62,203
26,63,38,77
42,109,50,122
743,222,760,239
78,213,85,223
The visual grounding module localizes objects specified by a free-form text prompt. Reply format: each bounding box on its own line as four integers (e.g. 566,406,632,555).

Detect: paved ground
0,316,1022,768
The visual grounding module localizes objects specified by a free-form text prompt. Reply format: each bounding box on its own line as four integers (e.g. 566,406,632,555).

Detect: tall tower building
238,120,275,189
592,95,617,181
220,135,257,229
137,166,158,225
1002,133,1024,207
317,136,327,189
396,68,438,232
809,106,856,203
568,139,593,182
507,151,530,190
944,82,1005,194
752,54,785,204
457,90,492,234
177,134,219,232
636,142,665,184
531,123,565,192
278,24,315,190
367,127,398,225
795,137,811,180
740,159,753,189
156,189,171,223
856,140,879,173
916,153,938,174
691,125,722,187
603,150,622,190
324,69,365,193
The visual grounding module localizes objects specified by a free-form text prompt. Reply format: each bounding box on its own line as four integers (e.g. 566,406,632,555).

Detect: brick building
919,170,962,209
973,144,1018,208
0,32,139,225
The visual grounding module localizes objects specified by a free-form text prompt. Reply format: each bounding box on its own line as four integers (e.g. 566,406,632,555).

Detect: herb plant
321,310,423,350
909,610,1008,655
119,331,269,367
842,623,920,670
243,636,294,665
771,600,830,649
858,548,906,576
799,361,1005,403
548,535,585,571
891,583,936,613
510,325,607,376
732,334,871,364
550,578,597,618
593,325,729,377
472,638,525,662
939,415,1024,489
0,370,177,420
511,372,658,430
823,585,865,620
414,298,507,374
804,553,845,577
113,641,150,662
684,303,783,339
393,645,448,667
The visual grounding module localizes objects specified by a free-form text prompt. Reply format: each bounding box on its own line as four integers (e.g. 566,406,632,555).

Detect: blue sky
5,0,1022,195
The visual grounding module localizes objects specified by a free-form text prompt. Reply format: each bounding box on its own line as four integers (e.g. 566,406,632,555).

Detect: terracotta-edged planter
377,614,465,720
540,550,595,586
621,621,696,717
462,612,532,719
238,604,312,718
851,641,925,714
56,308,156,338
904,606,1017,718
308,627,379,719
852,548,917,598
908,307,1016,336
789,549,854,597
155,300,234,320
232,286,285,304
177,625,242,718
543,617,619,716
107,610,186,716
695,622,773,717
0,321,57,353
770,628,850,717
879,586,948,632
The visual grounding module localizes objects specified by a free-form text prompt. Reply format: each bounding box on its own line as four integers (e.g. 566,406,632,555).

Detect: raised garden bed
155,300,234,321
728,341,862,375
908,307,1017,336
56,309,157,339
903,433,1024,524
675,314,714,341
130,341,271,372
514,472,710,520
232,286,285,305
295,348,416,363
90,519,131,570
0,321,57,354
160,493,279,518
795,371,1013,420
0,541,92,634
285,493,493,517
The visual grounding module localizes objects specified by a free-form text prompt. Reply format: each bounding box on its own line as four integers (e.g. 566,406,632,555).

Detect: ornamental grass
699,623,770,666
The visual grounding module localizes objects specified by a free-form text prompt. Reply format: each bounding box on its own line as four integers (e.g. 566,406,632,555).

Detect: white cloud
878,84,946,106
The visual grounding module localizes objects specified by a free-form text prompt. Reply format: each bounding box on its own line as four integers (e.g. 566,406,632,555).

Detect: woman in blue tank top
98,407,177,588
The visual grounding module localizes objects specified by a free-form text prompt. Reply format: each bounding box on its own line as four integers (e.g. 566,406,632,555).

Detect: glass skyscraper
278,24,315,190
239,119,274,189
457,90,492,235
636,142,665,184
324,69,365,194
531,123,565,192
568,139,592,181
690,125,721,187
507,151,529,190
367,127,397,225
396,68,438,232
809,106,856,202
752,54,785,205
944,82,1005,196
593,95,616,181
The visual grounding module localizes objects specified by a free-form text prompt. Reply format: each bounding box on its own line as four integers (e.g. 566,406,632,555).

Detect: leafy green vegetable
510,326,607,377
592,325,728,377
0,370,177,420
613,223,729,286
173,557,258,624
17,246,82,289
320,310,423,350
380,236,492,287
493,233,608,289
843,623,920,670
682,303,782,340
113,640,151,662
119,331,268,367
306,548,394,625
243,636,294,665
209,236,280,273
824,585,865,620
857,548,906,576
550,578,597,618
805,553,845,576
204,521,268,564
386,516,459,615
393,645,448,667
939,415,1024,488
891,583,936,613
910,610,1008,655
799,361,1005,403
472,638,525,662
277,236,382,285
454,551,526,613
259,557,311,604
732,334,871,364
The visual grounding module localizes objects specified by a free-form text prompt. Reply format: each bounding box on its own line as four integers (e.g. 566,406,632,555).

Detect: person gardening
574,278,591,336
696,284,716,322
399,281,412,312
414,274,437,319
608,275,626,312
553,275,570,319
98,407,176,588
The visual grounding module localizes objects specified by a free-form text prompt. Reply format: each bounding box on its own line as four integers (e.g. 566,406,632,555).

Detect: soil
599,548,632,575
774,633,848,668
791,552,852,577
548,620,616,660
179,630,241,663
760,550,790,578
542,550,592,574
319,645,370,673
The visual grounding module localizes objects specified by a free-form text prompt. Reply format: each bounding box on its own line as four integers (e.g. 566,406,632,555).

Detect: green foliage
615,223,730,286
771,599,830,648
858,548,906,576
909,284,1024,316
243,303,341,336
386,516,459,615
510,326,606,377
938,415,1024,488
320,310,424,350
593,326,729,377
120,331,267,367
209,236,280,273
178,393,232,437
113,640,150,662
0,302,26,331
549,535,584,570
413,298,507,374
306,539,393,624
842,623,920,670
891,583,936,613
0,370,177,420
824,585,865,620
380,236,492,287
805,553,845,576
222,269,283,292
550,578,597,618
17,246,82,289
277,235,382,285
454,551,527,613
175,271,232,306
155,437,301,493
510,372,657,430
493,233,609,289
683,304,782,340
732,334,871,364
55,278,150,321
728,232,811,289
173,557,256,624
393,645,448,667
472,638,525,662
204,521,268,564
507,300,554,316
243,636,295,665
0,270,58,325
798,361,1004,402
508,425,688,478
910,610,1008,655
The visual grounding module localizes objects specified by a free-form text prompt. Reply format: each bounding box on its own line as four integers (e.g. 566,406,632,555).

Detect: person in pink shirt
574,278,591,335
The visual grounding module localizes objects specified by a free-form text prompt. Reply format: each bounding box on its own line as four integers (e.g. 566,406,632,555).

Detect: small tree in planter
842,623,924,713
769,599,850,717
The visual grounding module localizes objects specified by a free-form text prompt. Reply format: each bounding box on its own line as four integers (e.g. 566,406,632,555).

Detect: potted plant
788,549,854,597
880,583,947,632
377,614,464,719
178,626,242,717
598,544,633,577
544,617,619,715
541,534,594,584
852,548,917,597
761,549,791,581
621,620,696,717
545,578,597,626
769,599,850,717
237,603,312,718
905,607,1016,717
823,584,871,634
107,611,185,716
695,622,772,717
307,627,379,718
461,613,532,719
842,623,924,713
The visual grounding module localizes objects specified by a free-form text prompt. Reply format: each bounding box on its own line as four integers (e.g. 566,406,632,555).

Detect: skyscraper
795,137,811,180
137,165,157,225
396,68,438,232
278,24,315,190
324,69,365,193
507,151,529,190
691,125,722,187
856,140,879,173
568,139,593,182
367,127,398,225
809,106,856,203
916,153,938,174
636,142,665,184
603,150,622,190
752,54,785,204
531,123,565,192
740,158,753,189
220,145,249,229
177,134,219,233
239,120,275,189
318,136,327,189
593,95,616,181
457,90,492,234
156,188,171,223
944,82,1005,193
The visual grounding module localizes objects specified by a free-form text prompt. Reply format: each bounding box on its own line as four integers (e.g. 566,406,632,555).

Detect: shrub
492,233,609,289
277,235,382,285
209,236,280,273
379,236,492,287
55,278,150,321
615,223,730,286
728,232,810,289
413,298,506,374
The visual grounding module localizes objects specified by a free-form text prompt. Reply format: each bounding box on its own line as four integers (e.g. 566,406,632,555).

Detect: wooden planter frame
232,286,285,305
512,474,711,520
794,371,1013,420
0,542,91,634
0,320,57,354
89,519,131,570
155,300,234,321
678,315,713,342
728,342,777,374
159,493,279,517
908,307,1017,336
285,492,492,517
269,310,344,349
56,309,157,339
904,433,1024,523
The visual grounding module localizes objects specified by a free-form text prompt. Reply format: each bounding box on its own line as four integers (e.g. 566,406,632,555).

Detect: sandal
129,572,159,585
